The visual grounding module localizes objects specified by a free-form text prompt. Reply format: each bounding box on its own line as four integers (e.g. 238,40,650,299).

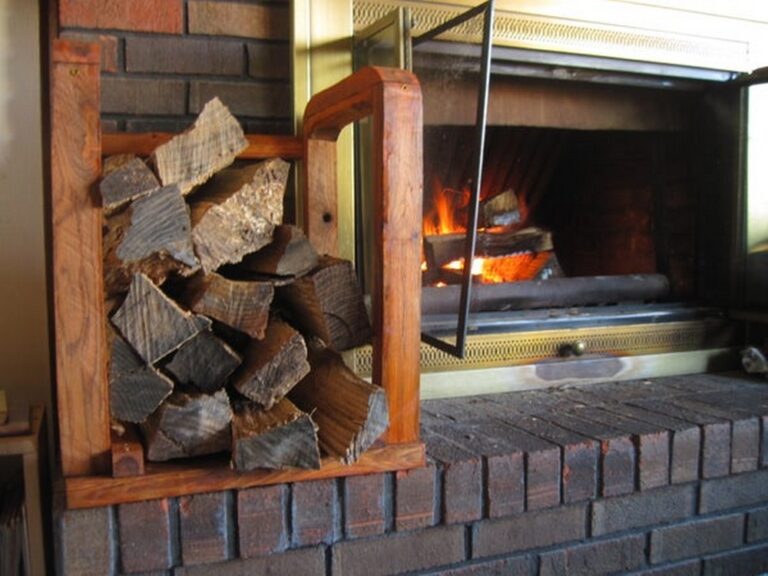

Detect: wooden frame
51,39,424,508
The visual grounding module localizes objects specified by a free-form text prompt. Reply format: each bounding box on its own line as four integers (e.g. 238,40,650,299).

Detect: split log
165,330,242,393
99,155,159,214
109,329,174,423
190,158,290,273
183,272,274,339
240,225,319,278
277,256,371,351
481,188,521,228
289,348,389,464
104,184,199,295
152,97,248,195
231,319,310,410
231,399,320,471
111,273,211,364
424,226,554,270
141,389,233,461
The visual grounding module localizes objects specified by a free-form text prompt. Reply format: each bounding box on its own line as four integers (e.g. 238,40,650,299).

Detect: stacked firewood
103,98,387,472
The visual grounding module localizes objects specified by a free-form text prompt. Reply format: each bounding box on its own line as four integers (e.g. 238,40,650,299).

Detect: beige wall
0,0,51,410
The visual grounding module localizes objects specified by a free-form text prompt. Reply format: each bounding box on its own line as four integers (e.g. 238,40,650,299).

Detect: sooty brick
747,506,768,543
472,504,587,558
394,461,437,531
57,506,114,576
650,514,744,564
331,525,466,576
701,543,768,576
699,469,768,514
118,499,174,573
237,485,288,557
291,479,340,546
592,483,696,536
174,545,325,576
343,473,386,539
179,492,233,566
539,533,646,576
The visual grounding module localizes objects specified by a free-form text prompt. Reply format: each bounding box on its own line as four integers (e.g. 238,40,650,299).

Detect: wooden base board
61,441,425,509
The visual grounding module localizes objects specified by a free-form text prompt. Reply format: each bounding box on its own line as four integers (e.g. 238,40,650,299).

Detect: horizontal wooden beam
102,133,304,159
61,441,425,509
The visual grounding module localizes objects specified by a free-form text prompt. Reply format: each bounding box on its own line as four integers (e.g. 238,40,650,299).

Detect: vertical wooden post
51,40,111,476
303,67,423,444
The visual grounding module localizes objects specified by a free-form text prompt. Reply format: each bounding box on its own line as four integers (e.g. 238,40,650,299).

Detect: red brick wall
58,0,292,134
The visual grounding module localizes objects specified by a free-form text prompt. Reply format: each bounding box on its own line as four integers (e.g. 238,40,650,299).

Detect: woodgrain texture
111,426,145,478
190,159,288,273
141,389,232,462
183,272,273,339
290,348,389,464
277,256,371,351
152,97,248,194
303,67,423,444
240,224,319,277
165,331,241,393
231,399,320,471
62,442,425,509
111,273,210,364
51,39,111,476
109,330,173,423
103,184,199,295
102,133,303,160
231,319,310,409
99,156,159,214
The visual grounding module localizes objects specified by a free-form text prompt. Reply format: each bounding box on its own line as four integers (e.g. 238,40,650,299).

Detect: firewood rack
50,39,424,508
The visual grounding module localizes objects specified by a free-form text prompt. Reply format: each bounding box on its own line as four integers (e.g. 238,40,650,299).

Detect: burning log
111,273,211,365
422,273,671,315
164,330,242,394
109,329,173,423
141,388,233,461
99,155,159,215
240,225,319,278
152,97,248,195
103,184,200,296
481,188,521,228
182,272,274,340
190,158,290,273
231,318,310,410
289,347,389,464
277,256,371,351
424,226,554,271
231,399,321,471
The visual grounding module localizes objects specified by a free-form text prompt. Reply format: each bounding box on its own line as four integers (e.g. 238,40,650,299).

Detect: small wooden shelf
0,405,47,576
62,441,424,509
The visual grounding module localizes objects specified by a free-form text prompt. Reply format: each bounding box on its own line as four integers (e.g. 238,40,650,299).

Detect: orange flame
423,178,470,236
441,253,551,284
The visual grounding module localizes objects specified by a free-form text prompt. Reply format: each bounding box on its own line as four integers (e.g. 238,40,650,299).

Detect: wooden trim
62,442,425,509
303,67,423,444
102,133,304,160
51,39,111,476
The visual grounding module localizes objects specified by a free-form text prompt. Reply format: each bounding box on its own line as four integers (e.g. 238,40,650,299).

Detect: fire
423,179,470,236
441,253,551,284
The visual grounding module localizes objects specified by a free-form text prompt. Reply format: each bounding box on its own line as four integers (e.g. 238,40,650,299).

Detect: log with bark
277,256,371,351
481,188,521,228
164,330,242,393
103,184,200,295
141,388,233,461
424,226,554,271
152,97,248,195
111,273,211,364
289,347,389,464
109,329,174,423
231,399,320,471
231,318,310,410
182,272,274,340
190,158,290,273
99,155,159,215
240,225,319,278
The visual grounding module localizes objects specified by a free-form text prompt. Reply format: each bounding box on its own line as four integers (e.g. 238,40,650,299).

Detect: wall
0,0,50,410
58,0,292,134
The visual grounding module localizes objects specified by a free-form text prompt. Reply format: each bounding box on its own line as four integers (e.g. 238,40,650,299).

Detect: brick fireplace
50,1,768,575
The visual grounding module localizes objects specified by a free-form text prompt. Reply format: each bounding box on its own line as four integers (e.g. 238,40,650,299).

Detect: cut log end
231,399,320,471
